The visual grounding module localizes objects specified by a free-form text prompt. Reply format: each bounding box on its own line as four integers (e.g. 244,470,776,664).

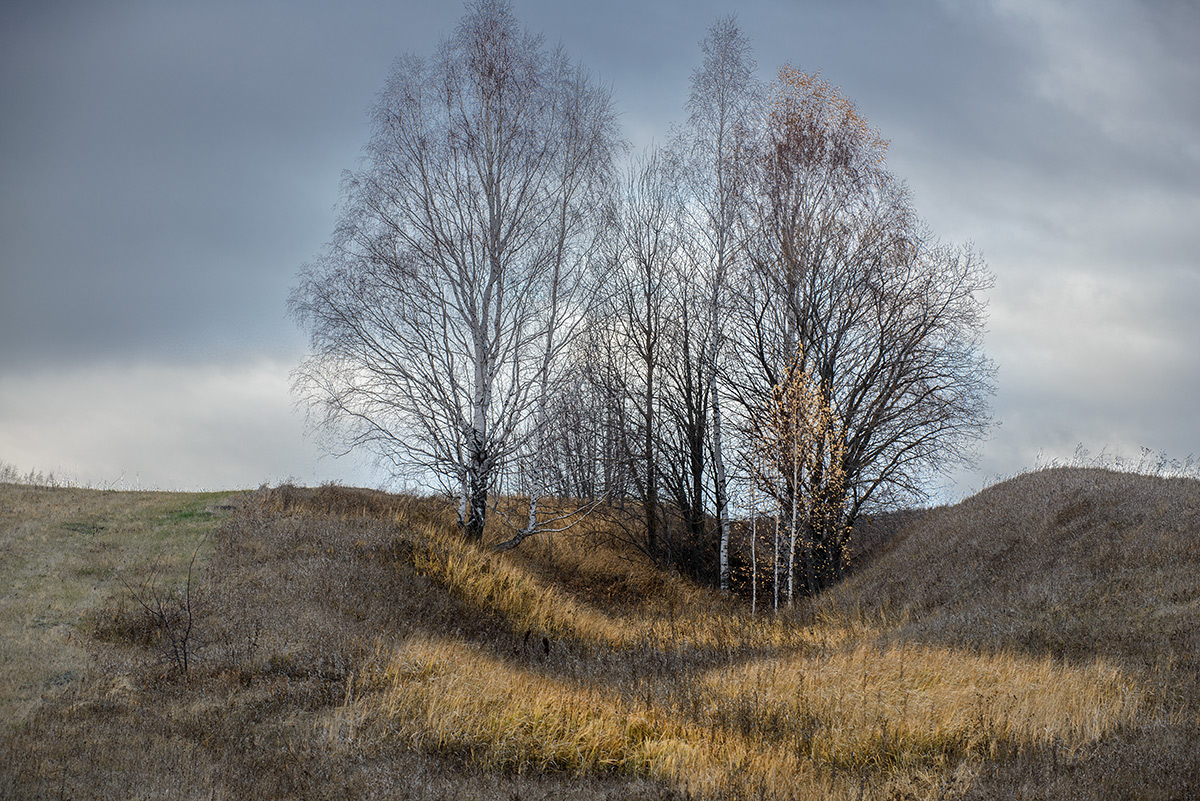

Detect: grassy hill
820,467,1200,797
2,469,1197,799
827,467,1200,665
0,484,237,728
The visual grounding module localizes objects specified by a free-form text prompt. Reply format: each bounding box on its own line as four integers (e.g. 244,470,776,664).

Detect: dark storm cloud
1,0,1197,490
0,1,462,369
0,0,1024,371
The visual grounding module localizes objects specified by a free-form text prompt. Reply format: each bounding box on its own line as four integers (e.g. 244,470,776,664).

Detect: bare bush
118,547,204,675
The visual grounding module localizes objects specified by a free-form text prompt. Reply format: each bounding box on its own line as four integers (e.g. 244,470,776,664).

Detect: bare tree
730,68,995,592
657,257,713,573
585,150,681,563
677,16,761,592
290,0,618,541
493,55,618,550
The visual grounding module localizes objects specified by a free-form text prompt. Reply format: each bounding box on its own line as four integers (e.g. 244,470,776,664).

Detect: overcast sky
2,0,1198,496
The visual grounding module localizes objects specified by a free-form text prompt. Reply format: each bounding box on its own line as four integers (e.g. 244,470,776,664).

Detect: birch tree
678,17,760,592
290,0,618,542
730,68,994,591
586,150,681,563
751,352,847,604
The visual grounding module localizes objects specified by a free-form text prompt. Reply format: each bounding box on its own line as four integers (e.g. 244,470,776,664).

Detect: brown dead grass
0,483,236,730
823,468,1200,679
3,469,1199,799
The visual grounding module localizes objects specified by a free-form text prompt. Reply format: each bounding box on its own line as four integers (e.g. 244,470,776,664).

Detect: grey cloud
0,1,462,370
1,0,1197,490
0,359,377,490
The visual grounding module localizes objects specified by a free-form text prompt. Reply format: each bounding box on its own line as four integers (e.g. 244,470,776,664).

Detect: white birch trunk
773,499,781,613
787,425,799,607
749,481,758,615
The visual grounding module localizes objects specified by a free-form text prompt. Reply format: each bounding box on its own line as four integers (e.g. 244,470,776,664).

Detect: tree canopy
292,5,995,597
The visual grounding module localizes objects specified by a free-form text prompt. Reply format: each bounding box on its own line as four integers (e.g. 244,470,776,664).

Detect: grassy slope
2,469,1198,799
0,484,236,729
821,467,1200,798
826,467,1200,668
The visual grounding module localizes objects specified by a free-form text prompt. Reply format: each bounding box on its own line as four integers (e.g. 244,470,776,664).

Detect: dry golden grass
331,630,1143,799
337,636,724,779
330,473,1170,798
413,509,813,654
4,468,1199,799
701,640,1142,770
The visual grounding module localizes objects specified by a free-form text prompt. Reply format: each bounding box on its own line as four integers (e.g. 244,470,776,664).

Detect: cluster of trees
291,0,994,601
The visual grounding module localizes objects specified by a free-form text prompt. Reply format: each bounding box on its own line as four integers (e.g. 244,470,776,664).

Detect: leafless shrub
91,545,207,676
125,548,203,674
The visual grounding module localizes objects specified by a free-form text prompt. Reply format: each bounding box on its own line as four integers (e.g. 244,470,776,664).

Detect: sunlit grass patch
411,522,627,645
336,631,1142,798
700,636,1145,771
411,517,823,654
334,635,813,798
